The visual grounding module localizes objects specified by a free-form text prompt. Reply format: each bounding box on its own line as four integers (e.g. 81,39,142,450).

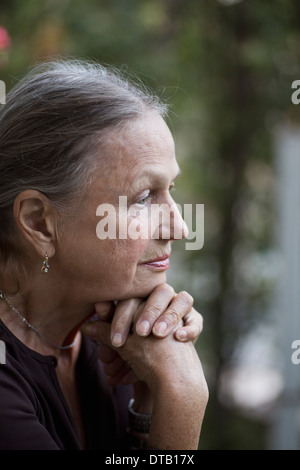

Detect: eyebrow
136,165,182,184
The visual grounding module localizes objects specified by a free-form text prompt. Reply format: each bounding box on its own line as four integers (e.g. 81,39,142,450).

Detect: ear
13,190,57,258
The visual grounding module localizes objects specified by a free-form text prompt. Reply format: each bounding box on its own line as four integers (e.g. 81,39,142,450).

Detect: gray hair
0,60,168,264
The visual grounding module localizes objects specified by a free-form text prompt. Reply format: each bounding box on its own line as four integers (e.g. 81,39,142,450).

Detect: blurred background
1,0,300,450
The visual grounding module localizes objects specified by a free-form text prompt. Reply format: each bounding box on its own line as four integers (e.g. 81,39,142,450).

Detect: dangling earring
41,254,50,274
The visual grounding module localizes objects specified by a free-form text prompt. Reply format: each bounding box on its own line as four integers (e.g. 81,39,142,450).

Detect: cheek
94,237,149,281
60,209,153,299
89,237,151,299
107,237,148,270
94,210,161,297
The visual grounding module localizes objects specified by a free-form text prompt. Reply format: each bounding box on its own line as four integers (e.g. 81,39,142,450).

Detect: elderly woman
0,61,208,450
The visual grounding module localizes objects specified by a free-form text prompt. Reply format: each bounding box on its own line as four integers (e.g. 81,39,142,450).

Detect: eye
137,191,151,206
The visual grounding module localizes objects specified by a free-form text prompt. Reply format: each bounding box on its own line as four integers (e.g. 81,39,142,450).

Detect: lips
140,254,170,270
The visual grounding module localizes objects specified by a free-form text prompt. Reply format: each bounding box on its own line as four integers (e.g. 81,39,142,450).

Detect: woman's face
56,112,187,302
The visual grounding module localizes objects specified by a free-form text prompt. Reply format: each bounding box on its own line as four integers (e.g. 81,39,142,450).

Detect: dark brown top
0,319,132,450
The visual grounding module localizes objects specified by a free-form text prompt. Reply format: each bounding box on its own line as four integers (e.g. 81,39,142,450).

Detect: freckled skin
0,112,183,348
55,112,183,303
0,112,208,450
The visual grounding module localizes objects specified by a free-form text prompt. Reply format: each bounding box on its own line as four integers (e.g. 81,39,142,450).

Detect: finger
81,319,111,345
98,343,118,363
135,283,175,337
103,355,125,377
110,298,142,348
152,291,194,337
174,308,203,343
94,301,115,321
83,324,134,383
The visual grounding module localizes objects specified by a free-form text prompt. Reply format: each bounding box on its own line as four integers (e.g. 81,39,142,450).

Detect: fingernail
111,333,123,348
153,321,168,336
176,329,187,341
137,320,151,336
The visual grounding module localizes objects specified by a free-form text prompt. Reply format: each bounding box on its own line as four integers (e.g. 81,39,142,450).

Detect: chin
130,271,168,299
110,269,168,301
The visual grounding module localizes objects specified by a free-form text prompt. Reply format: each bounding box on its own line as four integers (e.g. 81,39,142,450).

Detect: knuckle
113,315,130,329
190,308,202,321
156,282,175,297
178,291,194,306
164,308,180,324
186,309,203,330
195,311,204,328
143,304,162,320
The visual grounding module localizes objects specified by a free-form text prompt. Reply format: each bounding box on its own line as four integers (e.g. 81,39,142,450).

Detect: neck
0,281,95,358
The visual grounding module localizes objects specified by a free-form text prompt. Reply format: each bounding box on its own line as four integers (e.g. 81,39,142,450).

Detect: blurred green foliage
1,0,300,449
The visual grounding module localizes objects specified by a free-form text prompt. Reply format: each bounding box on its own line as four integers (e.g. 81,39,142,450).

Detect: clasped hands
82,282,203,387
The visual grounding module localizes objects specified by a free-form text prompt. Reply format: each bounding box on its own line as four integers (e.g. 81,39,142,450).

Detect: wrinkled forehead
98,113,178,187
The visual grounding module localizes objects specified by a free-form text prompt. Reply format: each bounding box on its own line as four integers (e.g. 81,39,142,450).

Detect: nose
151,199,189,241
167,201,189,241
